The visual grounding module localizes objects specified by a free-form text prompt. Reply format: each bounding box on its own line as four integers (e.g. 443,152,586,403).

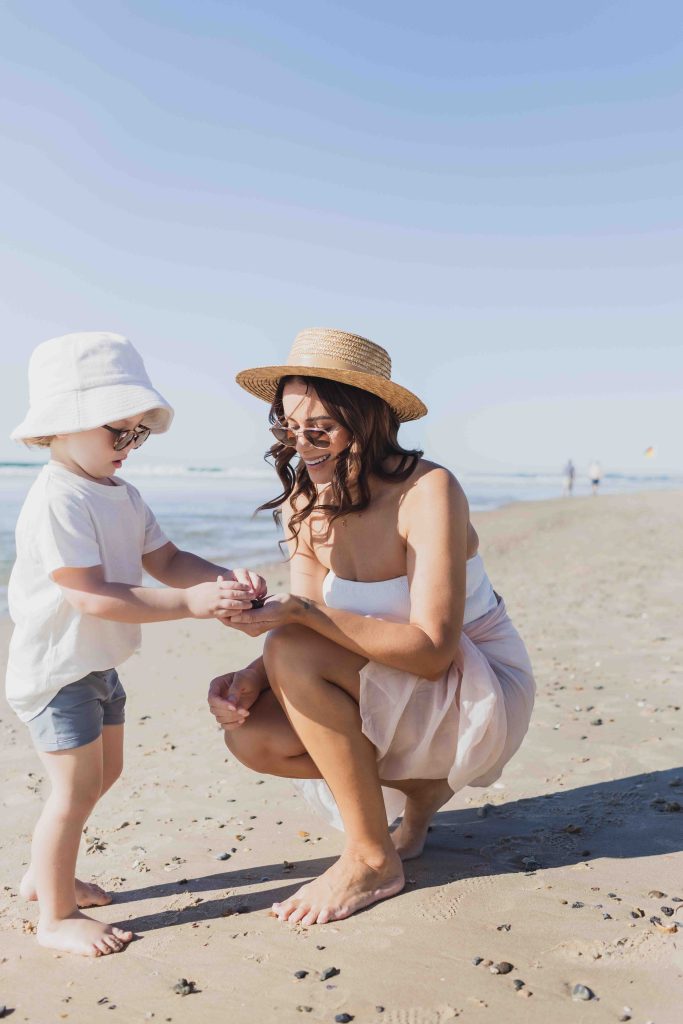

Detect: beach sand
1,490,681,1023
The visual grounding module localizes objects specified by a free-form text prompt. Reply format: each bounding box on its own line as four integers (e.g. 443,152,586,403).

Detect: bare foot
20,870,112,909
391,779,453,860
37,910,133,957
271,848,404,926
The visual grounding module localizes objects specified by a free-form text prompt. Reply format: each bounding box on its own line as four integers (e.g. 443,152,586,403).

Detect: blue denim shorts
27,669,126,752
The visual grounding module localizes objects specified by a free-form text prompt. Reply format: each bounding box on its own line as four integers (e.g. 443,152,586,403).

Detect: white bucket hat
11,332,174,440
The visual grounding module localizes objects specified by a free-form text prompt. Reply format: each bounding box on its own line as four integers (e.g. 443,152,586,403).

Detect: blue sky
1,0,681,474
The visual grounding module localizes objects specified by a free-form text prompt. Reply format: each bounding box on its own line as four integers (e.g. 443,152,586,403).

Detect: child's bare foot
391,779,453,860
271,847,404,926
20,870,112,908
37,911,133,957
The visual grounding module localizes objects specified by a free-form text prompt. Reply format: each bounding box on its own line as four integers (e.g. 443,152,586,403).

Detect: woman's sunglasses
269,423,333,449
102,423,151,451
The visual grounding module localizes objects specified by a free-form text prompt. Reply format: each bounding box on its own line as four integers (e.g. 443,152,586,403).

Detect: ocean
1,459,680,613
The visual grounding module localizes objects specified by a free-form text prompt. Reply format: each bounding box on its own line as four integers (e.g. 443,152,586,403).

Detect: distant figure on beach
589,460,604,496
208,328,536,926
562,459,576,497
6,332,266,958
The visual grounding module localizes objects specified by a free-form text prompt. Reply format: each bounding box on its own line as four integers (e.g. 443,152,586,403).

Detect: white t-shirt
6,461,169,722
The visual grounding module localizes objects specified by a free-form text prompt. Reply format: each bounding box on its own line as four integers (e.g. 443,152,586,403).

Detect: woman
208,328,535,927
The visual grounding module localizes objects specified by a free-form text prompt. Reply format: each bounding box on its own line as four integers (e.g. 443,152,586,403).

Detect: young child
6,331,266,958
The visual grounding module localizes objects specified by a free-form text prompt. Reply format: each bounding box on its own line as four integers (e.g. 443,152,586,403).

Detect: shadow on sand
114,767,682,933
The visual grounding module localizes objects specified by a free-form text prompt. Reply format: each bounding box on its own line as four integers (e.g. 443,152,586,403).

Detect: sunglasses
269,423,335,449
102,423,151,451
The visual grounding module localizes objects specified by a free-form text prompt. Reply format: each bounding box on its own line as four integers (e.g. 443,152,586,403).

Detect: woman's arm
234,468,469,680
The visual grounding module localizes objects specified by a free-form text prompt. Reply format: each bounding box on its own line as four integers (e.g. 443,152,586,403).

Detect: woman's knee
263,624,314,682
222,724,281,774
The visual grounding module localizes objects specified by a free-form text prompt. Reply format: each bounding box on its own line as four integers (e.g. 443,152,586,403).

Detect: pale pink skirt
294,598,535,831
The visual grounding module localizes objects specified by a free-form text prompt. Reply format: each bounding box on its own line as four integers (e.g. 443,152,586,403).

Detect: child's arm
52,564,254,624
143,542,267,597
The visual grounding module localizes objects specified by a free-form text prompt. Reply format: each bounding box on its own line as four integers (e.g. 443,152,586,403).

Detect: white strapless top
322,552,497,625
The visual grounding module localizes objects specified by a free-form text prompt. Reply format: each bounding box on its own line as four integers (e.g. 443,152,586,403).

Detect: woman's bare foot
271,847,404,926
37,910,133,957
391,779,453,860
20,870,112,908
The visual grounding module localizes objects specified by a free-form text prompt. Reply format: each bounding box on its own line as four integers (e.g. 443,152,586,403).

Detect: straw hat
11,332,174,440
235,328,427,422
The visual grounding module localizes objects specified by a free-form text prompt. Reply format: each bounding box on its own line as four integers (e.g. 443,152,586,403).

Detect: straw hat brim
236,364,427,422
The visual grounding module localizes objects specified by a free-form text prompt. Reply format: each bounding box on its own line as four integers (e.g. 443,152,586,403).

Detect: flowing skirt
293,597,535,831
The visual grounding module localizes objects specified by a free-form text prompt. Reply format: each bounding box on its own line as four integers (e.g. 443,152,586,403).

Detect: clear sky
1,0,681,474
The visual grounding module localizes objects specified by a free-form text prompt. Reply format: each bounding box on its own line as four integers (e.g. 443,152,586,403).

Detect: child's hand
232,567,268,601
185,578,253,620
207,666,264,730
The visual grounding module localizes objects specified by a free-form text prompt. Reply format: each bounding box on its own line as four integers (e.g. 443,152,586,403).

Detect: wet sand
0,490,681,1023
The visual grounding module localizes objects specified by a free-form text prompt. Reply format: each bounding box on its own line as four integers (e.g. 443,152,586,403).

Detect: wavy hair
257,375,423,553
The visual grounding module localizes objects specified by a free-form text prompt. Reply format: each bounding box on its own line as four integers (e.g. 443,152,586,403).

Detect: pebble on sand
572,984,595,1001
294,971,309,980
334,1015,354,1023
490,962,513,975
173,979,197,996
320,967,340,981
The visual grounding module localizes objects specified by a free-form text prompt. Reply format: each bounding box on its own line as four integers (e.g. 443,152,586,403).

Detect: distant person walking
589,460,603,496
562,459,575,497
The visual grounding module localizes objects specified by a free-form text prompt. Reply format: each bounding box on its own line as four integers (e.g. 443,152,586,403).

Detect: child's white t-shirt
5,461,169,722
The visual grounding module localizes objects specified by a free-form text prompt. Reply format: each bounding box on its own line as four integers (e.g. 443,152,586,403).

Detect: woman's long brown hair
257,375,423,553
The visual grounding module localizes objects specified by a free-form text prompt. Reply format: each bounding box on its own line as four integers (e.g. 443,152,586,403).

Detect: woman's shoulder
400,459,469,514
405,458,466,494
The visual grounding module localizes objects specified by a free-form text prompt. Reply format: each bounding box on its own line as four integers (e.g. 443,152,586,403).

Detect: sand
1,490,681,1023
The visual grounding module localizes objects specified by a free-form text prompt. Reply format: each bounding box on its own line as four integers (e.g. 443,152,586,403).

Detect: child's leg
31,735,132,956
21,727,124,910
22,677,125,909
101,723,124,797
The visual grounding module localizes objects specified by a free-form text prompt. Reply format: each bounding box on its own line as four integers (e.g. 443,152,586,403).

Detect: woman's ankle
343,839,402,870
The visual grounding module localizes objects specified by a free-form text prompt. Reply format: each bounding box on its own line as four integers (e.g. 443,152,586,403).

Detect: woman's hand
207,665,265,730
219,593,304,635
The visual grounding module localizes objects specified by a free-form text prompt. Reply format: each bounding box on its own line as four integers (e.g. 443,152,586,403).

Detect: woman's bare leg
262,625,404,926
386,778,454,860
222,690,322,779
221,667,453,864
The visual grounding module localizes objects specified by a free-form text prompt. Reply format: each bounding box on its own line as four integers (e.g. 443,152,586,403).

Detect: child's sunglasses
269,424,332,449
102,424,151,451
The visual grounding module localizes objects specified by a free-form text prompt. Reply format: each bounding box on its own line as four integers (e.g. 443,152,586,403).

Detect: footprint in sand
552,929,667,965
384,1004,461,1024
419,868,495,923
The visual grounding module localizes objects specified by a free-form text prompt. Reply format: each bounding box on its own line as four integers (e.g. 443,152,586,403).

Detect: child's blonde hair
23,436,55,448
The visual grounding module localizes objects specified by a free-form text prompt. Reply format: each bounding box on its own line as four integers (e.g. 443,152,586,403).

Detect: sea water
0,459,680,612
